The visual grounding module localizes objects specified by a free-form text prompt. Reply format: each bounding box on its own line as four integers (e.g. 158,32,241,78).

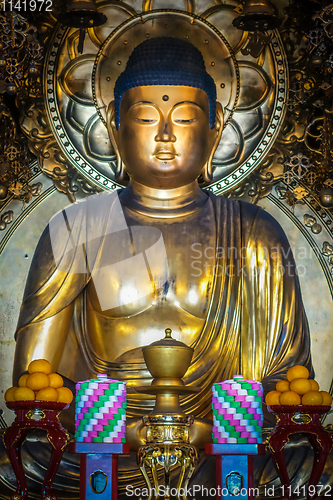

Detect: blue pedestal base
206,443,266,500
70,442,130,500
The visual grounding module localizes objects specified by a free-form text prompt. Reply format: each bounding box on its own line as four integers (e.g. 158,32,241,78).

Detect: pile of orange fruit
4,359,73,404
266,365,332,406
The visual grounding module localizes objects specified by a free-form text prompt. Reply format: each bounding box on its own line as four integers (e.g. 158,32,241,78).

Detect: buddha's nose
155,121,176,143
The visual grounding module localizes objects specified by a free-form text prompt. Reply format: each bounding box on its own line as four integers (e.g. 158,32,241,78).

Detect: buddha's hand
125,417,213,451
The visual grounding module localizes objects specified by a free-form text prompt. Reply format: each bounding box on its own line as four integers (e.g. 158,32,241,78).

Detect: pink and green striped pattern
212,375,263,444
75,374,126,443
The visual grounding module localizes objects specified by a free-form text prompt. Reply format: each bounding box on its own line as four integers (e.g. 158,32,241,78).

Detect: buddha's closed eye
135,118,157,123
174,118,196,123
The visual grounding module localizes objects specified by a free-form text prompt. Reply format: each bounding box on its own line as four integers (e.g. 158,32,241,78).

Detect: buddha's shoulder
208,194,289,246
238,199,289,246
44,191,119,232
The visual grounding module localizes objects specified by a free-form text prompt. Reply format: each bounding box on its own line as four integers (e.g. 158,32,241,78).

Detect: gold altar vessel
136,329,200,499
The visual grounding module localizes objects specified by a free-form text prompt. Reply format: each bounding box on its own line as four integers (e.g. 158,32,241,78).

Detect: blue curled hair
114,37,217,129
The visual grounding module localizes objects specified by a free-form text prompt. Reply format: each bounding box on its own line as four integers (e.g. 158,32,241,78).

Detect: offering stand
267,405,332,500
4,401,70,500
206,441,265,499
69,441,130,500
135,329,200,498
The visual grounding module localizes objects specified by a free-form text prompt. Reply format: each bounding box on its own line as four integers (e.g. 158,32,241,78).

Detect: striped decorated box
212,375,263,444
75,374,126,444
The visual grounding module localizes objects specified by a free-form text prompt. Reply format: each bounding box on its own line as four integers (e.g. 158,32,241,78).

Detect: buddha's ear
106,101,117,146
201,102,224,183
214,102,224,140
106,101,127,182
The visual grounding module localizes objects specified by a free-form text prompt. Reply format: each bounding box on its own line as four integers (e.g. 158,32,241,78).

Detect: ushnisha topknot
114,37,217,129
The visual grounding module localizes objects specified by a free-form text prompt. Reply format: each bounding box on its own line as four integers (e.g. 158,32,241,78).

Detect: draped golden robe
13,191,311,424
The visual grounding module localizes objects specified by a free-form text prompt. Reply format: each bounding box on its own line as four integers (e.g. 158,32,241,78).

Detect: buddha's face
110,85,222,189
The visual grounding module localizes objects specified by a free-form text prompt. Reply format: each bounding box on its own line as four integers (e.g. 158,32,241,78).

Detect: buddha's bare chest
84,201,216,358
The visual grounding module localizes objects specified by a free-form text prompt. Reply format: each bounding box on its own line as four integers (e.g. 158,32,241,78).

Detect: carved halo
92,10,240,129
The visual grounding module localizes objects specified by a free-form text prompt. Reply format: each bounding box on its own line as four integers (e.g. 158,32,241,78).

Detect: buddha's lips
153,150,177,161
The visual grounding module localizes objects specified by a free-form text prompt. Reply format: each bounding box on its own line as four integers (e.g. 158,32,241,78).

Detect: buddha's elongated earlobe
201,102,224,183
106,101,127,182
201,158,213,184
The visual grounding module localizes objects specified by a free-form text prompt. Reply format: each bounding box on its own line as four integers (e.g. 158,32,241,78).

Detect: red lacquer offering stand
4,401,71,500
267,405,332,500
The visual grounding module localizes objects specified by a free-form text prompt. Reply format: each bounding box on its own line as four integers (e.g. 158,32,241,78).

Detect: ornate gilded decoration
90,470,108,495
137,444,198,500
272,1,333,212
291,412,312,425
0,101,42,206
0,209,13,230
249,1,333,307
136,330,200,499
25,409,46,420
322,241,333,276
0,6,43,96
268,188,333,297
303,213,322,234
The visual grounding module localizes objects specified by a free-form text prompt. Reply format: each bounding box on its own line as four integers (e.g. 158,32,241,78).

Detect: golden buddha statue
6,37,314,496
